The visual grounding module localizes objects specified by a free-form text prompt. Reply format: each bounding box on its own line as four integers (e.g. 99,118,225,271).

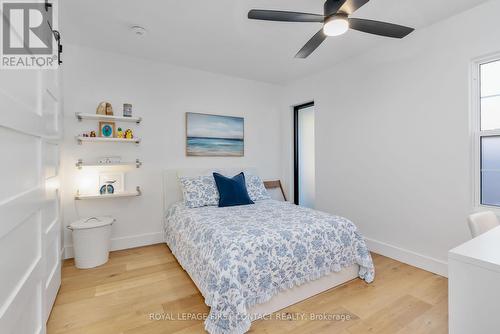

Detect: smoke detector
130,26,147,36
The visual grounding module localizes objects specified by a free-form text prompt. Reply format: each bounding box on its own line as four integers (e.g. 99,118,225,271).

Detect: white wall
281,0,500,276
61,45,283,256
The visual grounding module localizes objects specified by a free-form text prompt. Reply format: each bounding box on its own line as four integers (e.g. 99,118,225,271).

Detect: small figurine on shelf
99,182,115,195
90,131,97,137
117,127,124,139
82,132,89,137
97,156,122,164
125,129,133,139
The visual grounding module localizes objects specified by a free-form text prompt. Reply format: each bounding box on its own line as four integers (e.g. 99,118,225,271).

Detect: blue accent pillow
213,172,254,207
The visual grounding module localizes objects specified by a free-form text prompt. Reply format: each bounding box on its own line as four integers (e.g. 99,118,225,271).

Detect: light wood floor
47,244,448,334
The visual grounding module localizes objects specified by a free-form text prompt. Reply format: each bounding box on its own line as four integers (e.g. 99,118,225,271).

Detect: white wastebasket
68,217,115,269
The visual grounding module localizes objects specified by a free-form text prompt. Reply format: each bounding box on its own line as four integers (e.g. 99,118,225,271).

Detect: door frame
293,101,315,205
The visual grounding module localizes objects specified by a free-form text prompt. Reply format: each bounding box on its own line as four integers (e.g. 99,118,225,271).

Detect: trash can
68,217,115,269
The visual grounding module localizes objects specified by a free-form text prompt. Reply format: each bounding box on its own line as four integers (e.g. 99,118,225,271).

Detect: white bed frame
162,168,359,319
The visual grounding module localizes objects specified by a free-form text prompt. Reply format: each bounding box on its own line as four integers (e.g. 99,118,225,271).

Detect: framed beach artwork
186,112,244,157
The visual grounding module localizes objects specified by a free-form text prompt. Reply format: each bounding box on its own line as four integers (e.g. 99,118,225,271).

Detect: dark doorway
294,102,315,207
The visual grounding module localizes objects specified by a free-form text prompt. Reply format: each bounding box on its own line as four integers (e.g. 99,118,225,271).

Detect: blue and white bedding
164,199,375,334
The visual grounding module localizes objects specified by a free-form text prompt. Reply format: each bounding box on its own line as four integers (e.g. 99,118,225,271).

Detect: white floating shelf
76,159,142,169
76,112,142,124
76,136,141,144
75,187,142,200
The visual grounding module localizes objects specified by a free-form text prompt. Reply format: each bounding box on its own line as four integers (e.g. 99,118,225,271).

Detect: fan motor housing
326,12,348,21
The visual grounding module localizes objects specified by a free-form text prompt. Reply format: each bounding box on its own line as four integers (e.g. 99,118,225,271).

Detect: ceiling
60,0,489,84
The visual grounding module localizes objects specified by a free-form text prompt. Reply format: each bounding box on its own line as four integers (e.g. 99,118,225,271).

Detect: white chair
468,211,500,238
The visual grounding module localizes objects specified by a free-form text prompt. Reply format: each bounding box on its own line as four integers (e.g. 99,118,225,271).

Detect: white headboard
162,167,259,213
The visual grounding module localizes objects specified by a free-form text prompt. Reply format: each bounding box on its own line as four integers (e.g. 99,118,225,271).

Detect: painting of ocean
186,113,244,156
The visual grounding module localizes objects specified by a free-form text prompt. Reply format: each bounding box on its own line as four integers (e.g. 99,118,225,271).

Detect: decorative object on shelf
96,103,105,115
97,156,122,165
99,121,116,138
125,128,133,139
106,104,114,115
99,183,115,195
123,104,133,117
99,172,124,193
90,131,96,137
186,112,244,157
96,102,114,116
117,127,124,139
82,132,89,137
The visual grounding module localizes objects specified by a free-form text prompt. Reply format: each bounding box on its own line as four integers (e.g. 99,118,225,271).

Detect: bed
162,168,374,334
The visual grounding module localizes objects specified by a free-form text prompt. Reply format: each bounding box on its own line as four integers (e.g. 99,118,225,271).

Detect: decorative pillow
178,175,219,208
245,174,271,201
213,172,254,207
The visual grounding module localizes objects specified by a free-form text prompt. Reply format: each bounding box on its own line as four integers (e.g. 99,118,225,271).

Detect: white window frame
471,53,500,211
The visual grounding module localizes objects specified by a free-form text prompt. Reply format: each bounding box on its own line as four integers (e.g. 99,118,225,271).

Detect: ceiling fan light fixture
248,1,415,58
323,15,349,37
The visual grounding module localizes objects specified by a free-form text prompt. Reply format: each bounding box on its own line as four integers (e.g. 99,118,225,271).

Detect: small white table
448,225,500,334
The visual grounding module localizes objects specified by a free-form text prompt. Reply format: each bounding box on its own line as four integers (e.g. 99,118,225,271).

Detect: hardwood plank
395,298,448,334
408,274,448,306
48,245,448,334
346,295,432,334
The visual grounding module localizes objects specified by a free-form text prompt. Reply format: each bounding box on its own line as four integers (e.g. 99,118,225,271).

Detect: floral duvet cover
164,200,374,334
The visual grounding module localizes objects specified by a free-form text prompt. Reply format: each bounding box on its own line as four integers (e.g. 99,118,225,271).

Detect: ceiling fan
248,0,414,58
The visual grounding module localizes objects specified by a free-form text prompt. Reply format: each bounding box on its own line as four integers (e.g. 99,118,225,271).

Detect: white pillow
178,175,219,208
245,174,271,201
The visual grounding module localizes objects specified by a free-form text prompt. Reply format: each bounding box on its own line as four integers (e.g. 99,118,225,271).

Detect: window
474,57,500,207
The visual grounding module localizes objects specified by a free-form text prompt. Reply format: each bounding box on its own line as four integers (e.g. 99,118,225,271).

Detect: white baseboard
64,231,164,259
365,238,448,278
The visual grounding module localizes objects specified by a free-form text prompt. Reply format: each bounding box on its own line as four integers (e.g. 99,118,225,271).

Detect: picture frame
99,121,115,138
186,112,244,157
99,172,124,193
123,103,133,117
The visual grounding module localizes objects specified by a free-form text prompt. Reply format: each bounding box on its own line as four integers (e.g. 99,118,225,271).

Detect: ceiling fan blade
349,18,414,38
248,10,324,23
339,0,370,15
295,29,327,59
324,0,348,16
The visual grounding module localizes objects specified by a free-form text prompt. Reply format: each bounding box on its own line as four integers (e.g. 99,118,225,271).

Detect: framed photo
186,112,244,157
99,121,115,138
123,103,133,117
99,172,124,193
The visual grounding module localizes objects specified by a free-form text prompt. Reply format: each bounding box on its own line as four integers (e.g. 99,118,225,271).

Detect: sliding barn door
0,63,62,333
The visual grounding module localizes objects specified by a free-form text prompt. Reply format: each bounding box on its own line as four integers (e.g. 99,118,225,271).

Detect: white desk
448,225,500,334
